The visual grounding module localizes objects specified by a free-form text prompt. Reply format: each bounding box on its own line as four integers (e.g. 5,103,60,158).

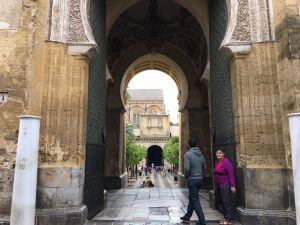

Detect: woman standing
213,149,236,225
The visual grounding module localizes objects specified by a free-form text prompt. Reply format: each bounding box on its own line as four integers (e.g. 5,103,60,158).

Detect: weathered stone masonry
0,0,299,225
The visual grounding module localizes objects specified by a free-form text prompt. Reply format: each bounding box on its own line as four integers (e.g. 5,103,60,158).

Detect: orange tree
164,136,179,170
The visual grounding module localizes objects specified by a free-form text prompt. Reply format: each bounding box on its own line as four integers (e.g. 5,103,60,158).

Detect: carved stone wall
273,0,300,168
48,0,97,56
0,0,40,215
231,0,251,42
38,44,88,166
231,43,286,167
221,0,275,50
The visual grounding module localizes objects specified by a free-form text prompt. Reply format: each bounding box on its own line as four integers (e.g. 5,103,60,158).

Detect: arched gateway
0,0,298,225
147,145,164,167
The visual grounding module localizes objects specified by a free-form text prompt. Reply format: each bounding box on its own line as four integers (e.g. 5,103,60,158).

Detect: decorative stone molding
221,0,274,54
48,0,97,58
232,0,251,42
222,42,252,57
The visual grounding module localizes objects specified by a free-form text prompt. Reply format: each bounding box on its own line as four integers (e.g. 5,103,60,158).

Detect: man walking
180,138,207,225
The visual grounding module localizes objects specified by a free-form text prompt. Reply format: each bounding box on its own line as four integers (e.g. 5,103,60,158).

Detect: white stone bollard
288,113,300,225
10,116,41,225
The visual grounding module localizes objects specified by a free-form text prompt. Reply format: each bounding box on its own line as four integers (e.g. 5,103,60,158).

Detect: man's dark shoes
180,216,190,223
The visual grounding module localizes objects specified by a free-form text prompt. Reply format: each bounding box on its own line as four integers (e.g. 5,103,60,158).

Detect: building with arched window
126,89,178,142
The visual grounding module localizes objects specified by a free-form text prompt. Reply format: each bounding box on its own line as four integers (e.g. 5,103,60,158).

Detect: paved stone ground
86,173,241,225
128,171,178,189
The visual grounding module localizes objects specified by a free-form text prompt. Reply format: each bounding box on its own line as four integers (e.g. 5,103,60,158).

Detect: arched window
133,110,141,124
157,118,163,127
149,109,157,115
147,118,152,126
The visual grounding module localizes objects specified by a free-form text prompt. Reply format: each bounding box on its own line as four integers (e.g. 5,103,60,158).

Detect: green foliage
126,143,147,167
164,136,179,165
126,123,135,144
125,90,131,104
125,123,147,167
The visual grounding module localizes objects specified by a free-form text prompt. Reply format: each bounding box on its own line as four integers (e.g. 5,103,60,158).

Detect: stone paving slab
88,174,241,225
88,188,241,225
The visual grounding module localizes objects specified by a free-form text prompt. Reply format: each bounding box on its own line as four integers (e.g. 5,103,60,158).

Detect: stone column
105,108,127,189
178,109,189,187
230,44,291,224
10,116,41,225
288,113,300,224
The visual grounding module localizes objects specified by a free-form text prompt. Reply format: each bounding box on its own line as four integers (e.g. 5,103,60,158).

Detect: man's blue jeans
185,178,206,225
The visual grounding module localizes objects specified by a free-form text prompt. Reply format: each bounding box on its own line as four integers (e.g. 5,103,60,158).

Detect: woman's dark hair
216,149,225,154
188,138,197,147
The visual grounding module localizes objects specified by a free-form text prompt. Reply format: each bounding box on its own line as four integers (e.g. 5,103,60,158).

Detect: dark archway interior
147,145,163,166
107,0,207,76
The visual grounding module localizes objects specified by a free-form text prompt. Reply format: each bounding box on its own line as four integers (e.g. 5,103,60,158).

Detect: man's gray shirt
184,147,207,181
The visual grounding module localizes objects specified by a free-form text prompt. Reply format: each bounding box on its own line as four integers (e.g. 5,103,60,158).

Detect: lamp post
288,113,300,225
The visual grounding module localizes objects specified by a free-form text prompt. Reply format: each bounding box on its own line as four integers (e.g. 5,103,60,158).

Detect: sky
127,70,179,123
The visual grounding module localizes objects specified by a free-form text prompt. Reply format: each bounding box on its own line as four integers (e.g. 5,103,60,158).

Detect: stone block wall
273,0,300,168
33,42,89,224
0,0,22,29
0,0,40,215
36,167,85,209
237,168,288,210
38,43,88,166
231,43,286,167
1,0,90,222
236,167,296,224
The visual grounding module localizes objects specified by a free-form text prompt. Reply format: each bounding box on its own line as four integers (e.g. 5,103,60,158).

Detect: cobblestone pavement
86,174,241,225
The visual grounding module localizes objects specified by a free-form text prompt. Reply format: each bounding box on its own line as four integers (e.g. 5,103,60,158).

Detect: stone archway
105,0,211,192
25,0,285,224
120,54,189,112
147,145,164,166
1,0,297,224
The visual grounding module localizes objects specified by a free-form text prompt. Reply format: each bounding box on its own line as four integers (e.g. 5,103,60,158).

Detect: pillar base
105,172,128,189
234,167,296,225
36,205,87,225
235,207,296,225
